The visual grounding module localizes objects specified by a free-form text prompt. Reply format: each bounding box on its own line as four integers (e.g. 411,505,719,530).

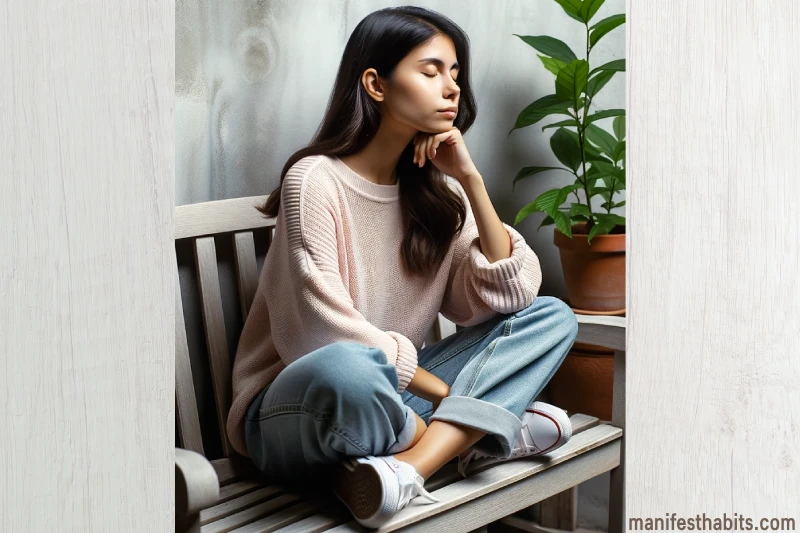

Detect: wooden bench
174,195,626,533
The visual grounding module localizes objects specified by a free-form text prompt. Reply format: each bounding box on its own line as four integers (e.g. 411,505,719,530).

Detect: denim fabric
244,296,578,489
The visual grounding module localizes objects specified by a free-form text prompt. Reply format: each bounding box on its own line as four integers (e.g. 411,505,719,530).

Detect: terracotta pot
548,341,615,421
553,221,626,312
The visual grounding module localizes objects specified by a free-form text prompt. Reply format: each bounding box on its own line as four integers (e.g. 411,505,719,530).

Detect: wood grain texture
628,0,800,521
1,0,174,531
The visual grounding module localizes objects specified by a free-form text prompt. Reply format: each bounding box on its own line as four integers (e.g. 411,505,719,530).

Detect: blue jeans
244,296,578,491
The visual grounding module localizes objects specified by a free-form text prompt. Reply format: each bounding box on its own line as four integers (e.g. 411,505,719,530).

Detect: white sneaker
457,401,572,478
333,455,440,529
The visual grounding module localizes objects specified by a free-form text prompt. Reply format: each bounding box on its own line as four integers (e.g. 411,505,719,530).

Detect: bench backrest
175,195,456,462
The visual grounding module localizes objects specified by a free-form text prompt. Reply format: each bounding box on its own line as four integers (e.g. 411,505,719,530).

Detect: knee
295,342,389,399
522,296,579,339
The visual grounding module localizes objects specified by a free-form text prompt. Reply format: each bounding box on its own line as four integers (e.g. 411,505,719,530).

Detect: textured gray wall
176,0,626,299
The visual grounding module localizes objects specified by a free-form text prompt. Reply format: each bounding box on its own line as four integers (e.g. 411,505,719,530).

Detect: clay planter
548,222,626,421
553,221,626,312
548,341,615,421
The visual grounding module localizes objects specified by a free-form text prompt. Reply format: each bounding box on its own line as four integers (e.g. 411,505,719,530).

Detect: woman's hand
412,126,479,184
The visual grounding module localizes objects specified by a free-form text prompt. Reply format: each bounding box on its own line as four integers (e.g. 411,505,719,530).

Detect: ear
361,68,386,103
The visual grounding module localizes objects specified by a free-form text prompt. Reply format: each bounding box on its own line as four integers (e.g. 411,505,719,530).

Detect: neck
340,117,416,185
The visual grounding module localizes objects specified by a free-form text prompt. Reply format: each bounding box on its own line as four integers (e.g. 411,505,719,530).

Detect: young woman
227,6,579,529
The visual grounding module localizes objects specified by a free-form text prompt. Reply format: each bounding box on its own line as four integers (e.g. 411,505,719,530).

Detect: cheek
387,81,439,125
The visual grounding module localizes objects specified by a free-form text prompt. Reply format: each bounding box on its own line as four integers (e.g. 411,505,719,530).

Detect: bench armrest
176,448,219,532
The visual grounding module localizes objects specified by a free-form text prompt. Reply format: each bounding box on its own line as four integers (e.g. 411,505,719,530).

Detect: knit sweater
226,154,543,457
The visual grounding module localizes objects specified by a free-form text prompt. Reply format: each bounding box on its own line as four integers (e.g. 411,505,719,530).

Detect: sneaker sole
333,457,397,528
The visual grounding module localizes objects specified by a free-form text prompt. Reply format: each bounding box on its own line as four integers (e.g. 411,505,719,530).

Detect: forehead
404,34,459,68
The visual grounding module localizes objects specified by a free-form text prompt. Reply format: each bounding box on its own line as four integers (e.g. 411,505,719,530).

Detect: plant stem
579,21,594,233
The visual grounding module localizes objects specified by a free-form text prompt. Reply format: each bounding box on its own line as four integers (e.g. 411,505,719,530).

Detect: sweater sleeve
439,180,543,327
265,164,418,393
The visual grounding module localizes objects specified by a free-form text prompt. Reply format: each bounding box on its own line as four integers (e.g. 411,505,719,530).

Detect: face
362,34,461,134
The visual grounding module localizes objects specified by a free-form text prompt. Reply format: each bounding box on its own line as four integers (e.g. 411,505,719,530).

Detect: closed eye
424,72,459,84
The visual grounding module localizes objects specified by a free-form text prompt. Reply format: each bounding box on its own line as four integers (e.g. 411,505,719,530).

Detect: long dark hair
256,6,478,278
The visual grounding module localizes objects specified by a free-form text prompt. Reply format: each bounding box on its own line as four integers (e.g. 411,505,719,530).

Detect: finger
426,136,435,160
419,140,426,167
414,138,422,164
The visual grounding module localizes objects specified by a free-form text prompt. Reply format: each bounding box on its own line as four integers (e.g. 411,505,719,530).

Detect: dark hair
256,5,478,278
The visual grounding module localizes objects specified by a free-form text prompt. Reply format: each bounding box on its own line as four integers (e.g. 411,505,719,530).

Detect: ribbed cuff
387,331,418,393
469,223,529,283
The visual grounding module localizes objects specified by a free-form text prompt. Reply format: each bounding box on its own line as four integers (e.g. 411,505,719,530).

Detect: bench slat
265,506,350,533
575,314,626,351
195,236,234,457
233,231,260,318
202,486,286,525
226,500,331,533
176,265,204,454
327,424,622,533
201,493,304,533
176,195,275,239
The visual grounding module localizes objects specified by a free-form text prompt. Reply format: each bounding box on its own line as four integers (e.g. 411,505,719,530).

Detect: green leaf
511,166,572,191
532,189,564,215
596,212,626,226
550,128,583,172
556,60,589,108
613,115,625,141
580,0,606,23
586,69,616,99
589,59,625,77
553,0,585,23
586,108,625,125
562,128,606,162
509,94,573,133
612,140,626,163
587,220,611,244
515,200,539,225
538,55,568,77
589,14,625,47
542,118,581,131
570,202,593,218
553,210,573,238
585,124,618,155
614,200,626,207
513,34,578,63
537,214,556,230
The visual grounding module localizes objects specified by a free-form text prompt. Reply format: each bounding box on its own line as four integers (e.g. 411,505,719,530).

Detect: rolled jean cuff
386,406,419,455
428,395,523,459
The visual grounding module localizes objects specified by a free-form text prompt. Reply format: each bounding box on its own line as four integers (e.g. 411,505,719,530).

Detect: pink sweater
226,154,543,457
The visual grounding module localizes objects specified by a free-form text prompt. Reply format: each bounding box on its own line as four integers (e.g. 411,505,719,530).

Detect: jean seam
250,403,373,455
462,317,515,397
424,322,500,372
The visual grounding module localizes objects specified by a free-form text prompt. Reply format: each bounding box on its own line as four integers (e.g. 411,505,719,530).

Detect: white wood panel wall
2,1,799,531
1,1,174,531
628,0,800,524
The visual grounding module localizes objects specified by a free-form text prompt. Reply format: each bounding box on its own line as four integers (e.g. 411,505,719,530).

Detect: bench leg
608,349,626,533
539,486,578,530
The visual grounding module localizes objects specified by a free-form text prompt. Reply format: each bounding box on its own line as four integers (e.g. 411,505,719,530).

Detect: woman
227,5,579,529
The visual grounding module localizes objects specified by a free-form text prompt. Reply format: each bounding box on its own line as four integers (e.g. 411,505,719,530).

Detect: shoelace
344,458,440,505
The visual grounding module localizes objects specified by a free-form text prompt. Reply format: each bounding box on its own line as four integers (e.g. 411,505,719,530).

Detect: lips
438,107,458,113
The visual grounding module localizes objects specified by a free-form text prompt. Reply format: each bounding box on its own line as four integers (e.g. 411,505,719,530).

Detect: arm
266,163,418,392
439,176,543,327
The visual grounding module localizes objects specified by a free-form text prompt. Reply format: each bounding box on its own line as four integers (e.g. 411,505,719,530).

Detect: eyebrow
417,57,460,70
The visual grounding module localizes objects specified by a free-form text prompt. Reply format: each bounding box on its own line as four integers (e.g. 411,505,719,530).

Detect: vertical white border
628,0,800,524
2,1,174,531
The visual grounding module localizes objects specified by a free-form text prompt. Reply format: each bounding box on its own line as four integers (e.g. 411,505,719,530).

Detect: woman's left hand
412,126,480,184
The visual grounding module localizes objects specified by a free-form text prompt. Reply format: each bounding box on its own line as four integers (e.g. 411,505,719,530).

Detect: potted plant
509,0,626,421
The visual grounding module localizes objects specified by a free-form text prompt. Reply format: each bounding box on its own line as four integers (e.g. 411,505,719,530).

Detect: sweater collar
329,156,400,201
